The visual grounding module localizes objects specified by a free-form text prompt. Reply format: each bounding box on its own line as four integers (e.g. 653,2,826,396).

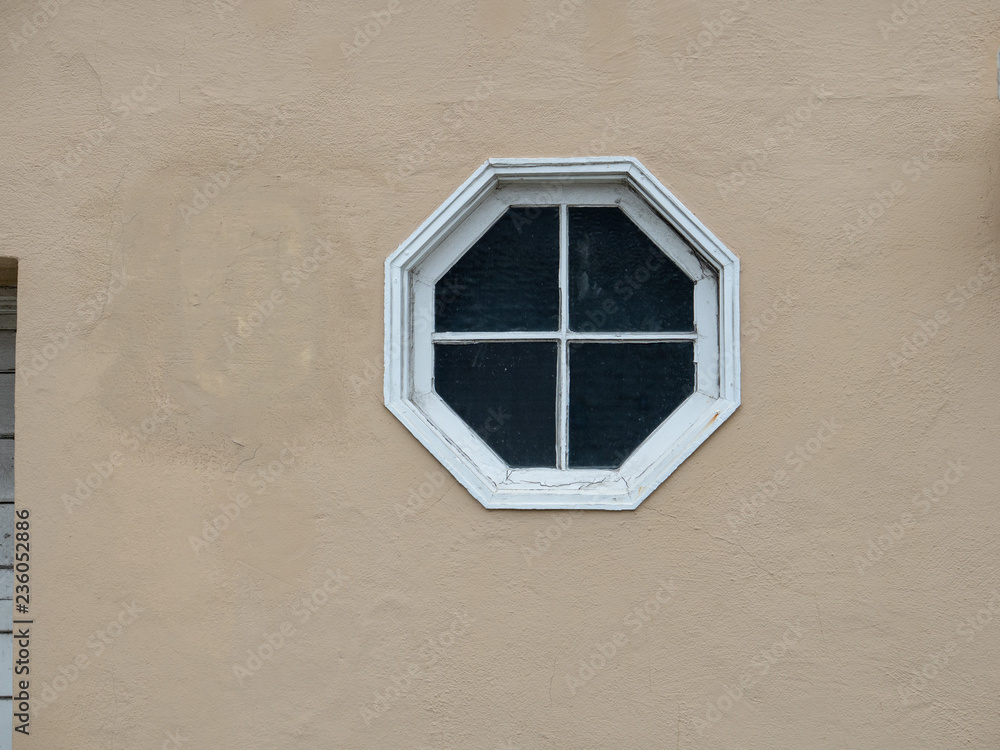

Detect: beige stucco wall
2,0,999,747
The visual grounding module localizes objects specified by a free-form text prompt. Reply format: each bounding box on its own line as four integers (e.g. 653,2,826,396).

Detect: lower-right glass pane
568,342,695,469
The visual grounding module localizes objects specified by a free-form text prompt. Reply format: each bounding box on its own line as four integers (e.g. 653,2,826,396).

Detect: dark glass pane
436,207,560,332
568,342,694,468
568,207,695,332
435,342,557,468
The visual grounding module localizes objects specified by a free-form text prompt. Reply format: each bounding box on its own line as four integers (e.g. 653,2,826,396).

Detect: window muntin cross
432,204,697,470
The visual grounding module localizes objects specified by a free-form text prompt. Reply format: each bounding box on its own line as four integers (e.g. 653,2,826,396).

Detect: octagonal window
385,158,740,510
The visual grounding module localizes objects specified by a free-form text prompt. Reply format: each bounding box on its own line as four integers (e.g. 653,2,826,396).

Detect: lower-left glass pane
434,341,557,468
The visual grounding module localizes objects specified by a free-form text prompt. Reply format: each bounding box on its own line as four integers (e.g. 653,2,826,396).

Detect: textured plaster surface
1,0,999,748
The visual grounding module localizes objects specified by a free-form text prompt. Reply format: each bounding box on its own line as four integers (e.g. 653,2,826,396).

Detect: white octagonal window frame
385,157,740,510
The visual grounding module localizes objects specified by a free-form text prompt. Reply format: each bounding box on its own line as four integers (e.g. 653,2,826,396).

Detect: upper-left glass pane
435,206,560,332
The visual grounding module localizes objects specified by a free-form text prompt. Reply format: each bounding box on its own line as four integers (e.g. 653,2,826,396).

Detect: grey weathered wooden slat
0,377,12,436
0,441,11,502
0,333,13,371
0,507,12,567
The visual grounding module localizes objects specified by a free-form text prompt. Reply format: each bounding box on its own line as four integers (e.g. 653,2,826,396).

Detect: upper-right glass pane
568,206,694,332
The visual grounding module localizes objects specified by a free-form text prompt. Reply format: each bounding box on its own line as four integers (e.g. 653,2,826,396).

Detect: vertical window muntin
425,183,718,476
